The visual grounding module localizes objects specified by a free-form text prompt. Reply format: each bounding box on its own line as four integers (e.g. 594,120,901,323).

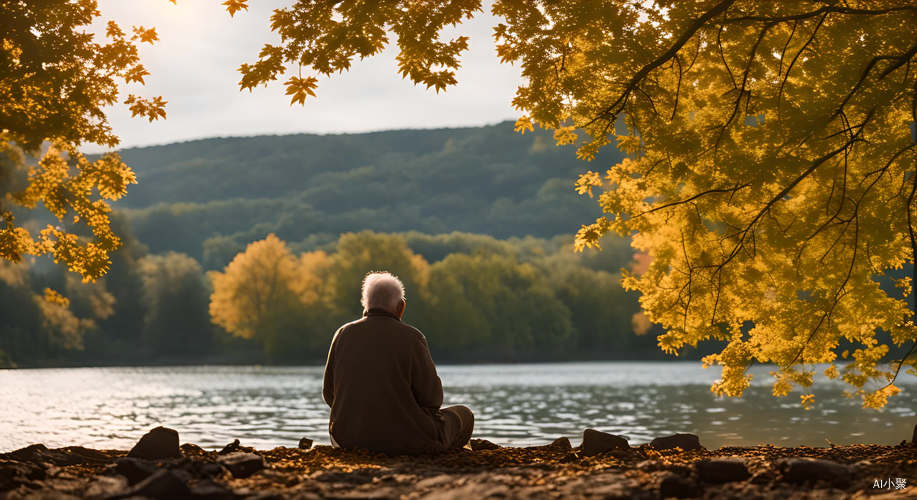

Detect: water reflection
1,362,914,451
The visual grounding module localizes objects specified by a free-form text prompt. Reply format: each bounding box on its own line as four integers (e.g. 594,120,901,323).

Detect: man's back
322,309,446,454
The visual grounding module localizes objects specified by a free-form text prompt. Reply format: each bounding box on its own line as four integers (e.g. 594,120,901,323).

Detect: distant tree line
109,122,623,268
0,224,672,367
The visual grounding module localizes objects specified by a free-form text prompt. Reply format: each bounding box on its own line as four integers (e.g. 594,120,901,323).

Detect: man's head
361,271,406,318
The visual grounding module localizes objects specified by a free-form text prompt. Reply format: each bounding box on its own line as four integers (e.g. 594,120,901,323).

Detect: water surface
1,362,914,451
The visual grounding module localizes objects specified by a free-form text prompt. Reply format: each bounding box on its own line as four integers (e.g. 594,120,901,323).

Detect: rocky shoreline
1,426,915,499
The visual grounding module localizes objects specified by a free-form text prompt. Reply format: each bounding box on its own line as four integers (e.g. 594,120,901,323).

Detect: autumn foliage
1,0,167,280
228,0,917,407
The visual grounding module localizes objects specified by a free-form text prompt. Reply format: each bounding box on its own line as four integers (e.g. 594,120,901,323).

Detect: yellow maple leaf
285,76,318,106
223,0,248,17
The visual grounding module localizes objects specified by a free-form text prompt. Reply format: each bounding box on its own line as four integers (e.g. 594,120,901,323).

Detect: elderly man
322,271,474,455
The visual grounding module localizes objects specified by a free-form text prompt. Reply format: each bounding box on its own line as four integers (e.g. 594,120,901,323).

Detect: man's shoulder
336,317,427,342
400,322,429,345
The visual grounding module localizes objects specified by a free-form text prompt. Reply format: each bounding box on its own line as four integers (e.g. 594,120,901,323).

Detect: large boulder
650,434,703,452
778,458,852,487
127,426,180,460
696,458,750,483
912,423,916,446
581,429,629,456
218,452,264,478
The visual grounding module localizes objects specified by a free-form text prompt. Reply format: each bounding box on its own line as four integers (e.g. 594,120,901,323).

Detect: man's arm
411,332,443,409
322,328,341,407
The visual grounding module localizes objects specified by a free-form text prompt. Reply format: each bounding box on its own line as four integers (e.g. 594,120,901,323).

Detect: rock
912,423,916,446
636,459,660,470
193,460,227,479
415,474,455,489
696,458,750,483
123,469,191,498
218,452,264,479
469,439,500,451
650,433,703,452
778,458,852,487
2,444,51,463
189,479,238,500
219,439,241,455
527,437,572,452
127,426,180,460
1,460,45,490
59,446,111,464
2,444,82,466
298,438,313,450
749,469,777,485
658,472,700,498
83,475,127,497
114,457,158,485
547,437,572,451
581,429,629,456
180,443,205,455
635,459,691,475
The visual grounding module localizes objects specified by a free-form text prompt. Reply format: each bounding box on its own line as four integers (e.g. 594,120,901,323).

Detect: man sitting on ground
322,271,474,454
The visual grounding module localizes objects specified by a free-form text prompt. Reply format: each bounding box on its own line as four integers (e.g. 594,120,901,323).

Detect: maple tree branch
585,0,737,127
777,12,827,120
714,22,774,154
832,40,917,121
722,4,917,23
633,184,751,219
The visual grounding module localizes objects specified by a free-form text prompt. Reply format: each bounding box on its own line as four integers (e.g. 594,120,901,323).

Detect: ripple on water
1,362,915,451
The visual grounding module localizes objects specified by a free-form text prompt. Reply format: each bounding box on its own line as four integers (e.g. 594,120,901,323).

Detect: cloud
85,1,523,153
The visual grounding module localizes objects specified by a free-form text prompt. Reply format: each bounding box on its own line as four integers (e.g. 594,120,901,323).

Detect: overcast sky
85,1,522,153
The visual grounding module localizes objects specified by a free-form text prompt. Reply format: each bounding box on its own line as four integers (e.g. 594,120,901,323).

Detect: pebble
218,452,265,479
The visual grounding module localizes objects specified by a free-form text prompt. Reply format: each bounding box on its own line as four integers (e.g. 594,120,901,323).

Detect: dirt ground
1,437,915,499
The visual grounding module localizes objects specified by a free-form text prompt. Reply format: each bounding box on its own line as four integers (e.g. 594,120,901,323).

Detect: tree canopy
230,0,917,407
0,0,166,280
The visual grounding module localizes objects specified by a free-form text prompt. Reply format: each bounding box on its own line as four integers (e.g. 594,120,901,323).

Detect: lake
1,362,915,452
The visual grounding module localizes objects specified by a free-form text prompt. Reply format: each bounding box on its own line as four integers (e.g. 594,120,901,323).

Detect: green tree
425,252,573,361
0,261,112,364
232,0,917,407
138,252,212,358
1,0,168,279
326,231,431,325
536,253,644,356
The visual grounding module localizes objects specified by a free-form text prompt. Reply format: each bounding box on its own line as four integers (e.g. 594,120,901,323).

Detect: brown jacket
322,308,446,454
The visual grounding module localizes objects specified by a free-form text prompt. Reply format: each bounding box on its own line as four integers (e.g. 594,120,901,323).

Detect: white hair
361,271,405,313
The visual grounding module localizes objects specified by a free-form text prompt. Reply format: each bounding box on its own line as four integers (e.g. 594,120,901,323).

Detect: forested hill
112,121,624,268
